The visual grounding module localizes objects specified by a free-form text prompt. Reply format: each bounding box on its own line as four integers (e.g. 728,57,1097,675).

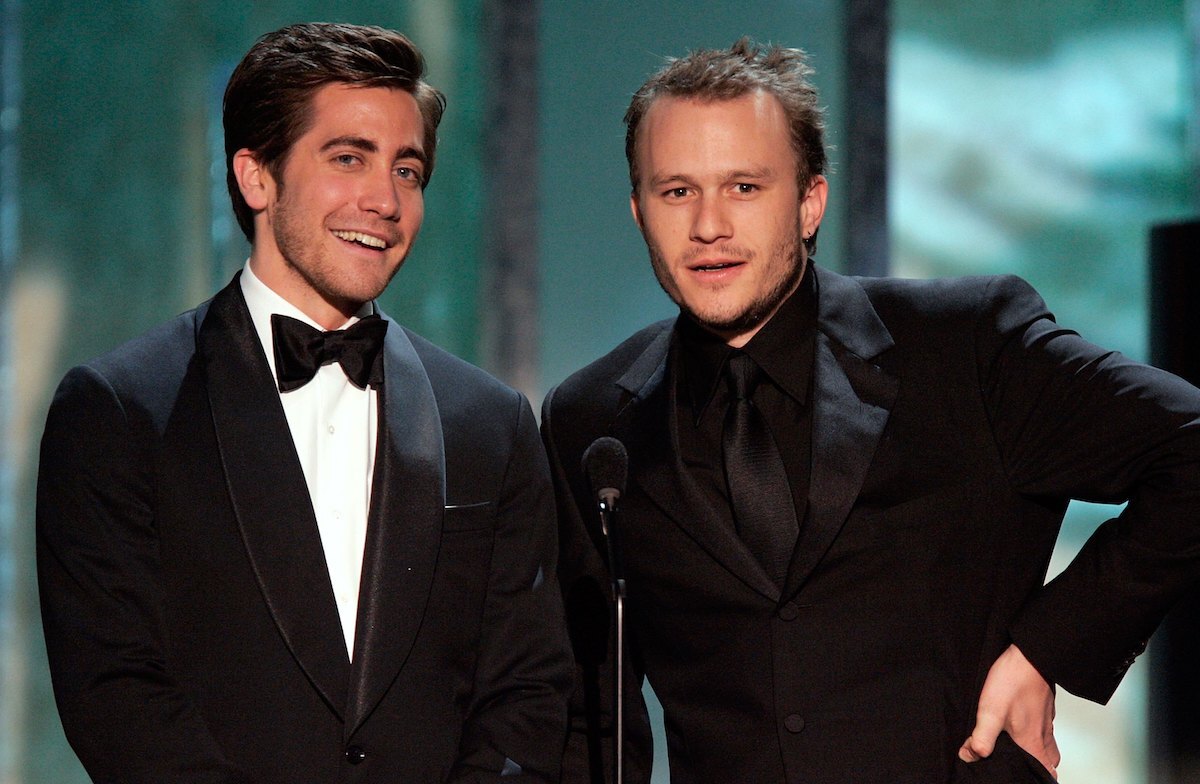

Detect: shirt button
777,603,799,621
784,714,805,733
345,745,366,764
328,425,336,434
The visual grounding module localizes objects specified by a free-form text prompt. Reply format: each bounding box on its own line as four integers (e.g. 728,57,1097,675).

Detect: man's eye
334,154,360,166
664,187,689,199
395,166,418,180
735,183,757,193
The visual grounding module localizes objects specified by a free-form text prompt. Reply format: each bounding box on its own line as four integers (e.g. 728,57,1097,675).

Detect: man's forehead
302,83,425,154
637,91,792,169
638,91,788,148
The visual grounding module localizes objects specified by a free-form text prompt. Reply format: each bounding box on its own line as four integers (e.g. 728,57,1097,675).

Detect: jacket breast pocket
442,500,496,532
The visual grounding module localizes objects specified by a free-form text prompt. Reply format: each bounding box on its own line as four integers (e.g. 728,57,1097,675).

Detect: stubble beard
647,227,806,338
271,184,406,314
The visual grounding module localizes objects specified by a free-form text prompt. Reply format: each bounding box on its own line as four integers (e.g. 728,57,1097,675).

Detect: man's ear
630,191,644,232
232,149,272,211
800,175,828,239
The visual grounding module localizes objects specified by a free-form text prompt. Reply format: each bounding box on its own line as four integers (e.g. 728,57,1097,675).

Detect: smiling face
631,91,827,347
234,83,427,328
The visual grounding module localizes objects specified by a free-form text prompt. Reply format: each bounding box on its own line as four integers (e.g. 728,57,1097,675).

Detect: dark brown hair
223,22,446,241
624,37,827,196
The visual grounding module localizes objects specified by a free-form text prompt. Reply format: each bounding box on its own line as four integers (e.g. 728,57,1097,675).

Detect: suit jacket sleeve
449,394,574,783
974,275,1200,702
36,365,249,783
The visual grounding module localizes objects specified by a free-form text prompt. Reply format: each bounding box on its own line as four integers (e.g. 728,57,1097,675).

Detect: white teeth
332,230,387,249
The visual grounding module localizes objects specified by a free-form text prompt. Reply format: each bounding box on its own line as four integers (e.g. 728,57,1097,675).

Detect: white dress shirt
240,265,378,660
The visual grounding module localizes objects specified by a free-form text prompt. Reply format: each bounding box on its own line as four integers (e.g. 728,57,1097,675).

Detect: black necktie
721,352,798,586
271,313,388,392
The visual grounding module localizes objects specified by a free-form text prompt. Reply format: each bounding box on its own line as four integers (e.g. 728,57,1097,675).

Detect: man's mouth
691,261,744,272
332,229,389,250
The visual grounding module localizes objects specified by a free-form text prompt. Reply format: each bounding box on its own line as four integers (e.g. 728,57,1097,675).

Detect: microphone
581,436,629,784
583,436,627,513
566,575,610,784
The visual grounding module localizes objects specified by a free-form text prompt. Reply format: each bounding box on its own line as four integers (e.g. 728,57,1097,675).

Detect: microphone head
582,436,628,505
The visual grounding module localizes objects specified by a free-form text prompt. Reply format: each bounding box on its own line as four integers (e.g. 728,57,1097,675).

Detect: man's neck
246,256,362,330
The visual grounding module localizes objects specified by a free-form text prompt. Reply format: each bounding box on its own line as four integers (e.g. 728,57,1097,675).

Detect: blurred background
1,1,1196,782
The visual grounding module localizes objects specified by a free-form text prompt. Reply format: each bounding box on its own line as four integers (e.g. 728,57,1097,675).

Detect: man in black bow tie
36,22,570,784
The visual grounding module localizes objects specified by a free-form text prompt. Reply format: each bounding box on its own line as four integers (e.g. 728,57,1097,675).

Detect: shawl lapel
199,277,351,718
344,319,445,738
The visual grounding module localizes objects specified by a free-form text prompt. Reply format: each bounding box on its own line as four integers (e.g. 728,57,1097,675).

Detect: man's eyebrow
648,172,696,189
320,135,378,154
647,167,777,189
320,136,428,167
721,166,775,181
394,145,428,167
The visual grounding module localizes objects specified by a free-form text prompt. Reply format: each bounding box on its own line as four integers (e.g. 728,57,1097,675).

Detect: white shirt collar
239,262,374,383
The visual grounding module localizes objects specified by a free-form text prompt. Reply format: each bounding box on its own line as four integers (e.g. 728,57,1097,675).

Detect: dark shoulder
856,273,1038,313
401,326,523,410
853,273,1049,329
540,318,673,450
66,307,201,398
48,306,204,437
548,318,674,403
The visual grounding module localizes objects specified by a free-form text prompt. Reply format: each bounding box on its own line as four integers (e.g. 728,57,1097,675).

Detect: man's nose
359,169,401,218
689,195,732,243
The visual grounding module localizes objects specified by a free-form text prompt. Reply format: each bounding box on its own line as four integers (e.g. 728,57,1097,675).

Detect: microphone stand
598,492,625,784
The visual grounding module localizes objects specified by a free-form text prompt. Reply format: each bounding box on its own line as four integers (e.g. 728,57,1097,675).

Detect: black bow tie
271,313,388,392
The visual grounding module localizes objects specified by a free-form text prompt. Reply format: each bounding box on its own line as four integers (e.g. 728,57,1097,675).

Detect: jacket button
345,745,367,764
784,714,805,733
778,603,799,621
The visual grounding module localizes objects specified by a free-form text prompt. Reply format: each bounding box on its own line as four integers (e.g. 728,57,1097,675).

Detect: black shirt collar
678,266,818,423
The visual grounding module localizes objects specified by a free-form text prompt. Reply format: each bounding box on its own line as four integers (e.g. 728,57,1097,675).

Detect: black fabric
544,266,1200,784
675,272,816,550
36,276,572,784
271,313,388,392
721,352,798,586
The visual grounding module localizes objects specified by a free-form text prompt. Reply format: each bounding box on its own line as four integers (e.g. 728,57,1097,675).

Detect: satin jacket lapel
345,319,445,738
200,278,350,717
783,269,898,601
615,324,780,602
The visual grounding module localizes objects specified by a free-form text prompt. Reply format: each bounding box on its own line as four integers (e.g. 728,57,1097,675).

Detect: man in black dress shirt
542,38,1200,783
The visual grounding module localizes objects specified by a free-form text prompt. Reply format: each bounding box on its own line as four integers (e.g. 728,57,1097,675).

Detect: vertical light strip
844,0,890,276
208,62,240,292
411,0,457,99
479,0,540,399
1189,0,1200,200
0,0,22,781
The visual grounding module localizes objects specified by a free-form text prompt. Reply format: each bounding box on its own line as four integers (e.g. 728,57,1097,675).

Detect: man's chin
331,272,398,307
681,307,764,340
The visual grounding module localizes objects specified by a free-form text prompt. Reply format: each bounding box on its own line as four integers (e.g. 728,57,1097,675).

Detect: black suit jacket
37,275,572,784
542,267,1200,784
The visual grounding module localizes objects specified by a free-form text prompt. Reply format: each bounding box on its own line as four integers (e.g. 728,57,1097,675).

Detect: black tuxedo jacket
37,276,572,784
541,267,1200,784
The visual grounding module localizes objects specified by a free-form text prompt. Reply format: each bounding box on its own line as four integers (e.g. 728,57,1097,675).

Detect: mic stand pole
599,495,624,784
